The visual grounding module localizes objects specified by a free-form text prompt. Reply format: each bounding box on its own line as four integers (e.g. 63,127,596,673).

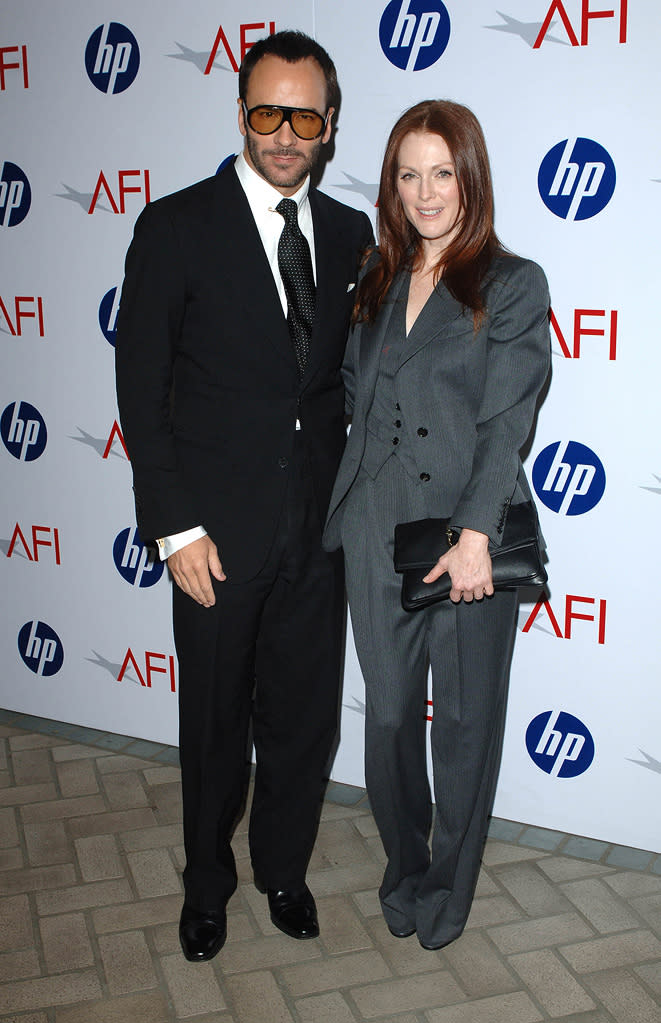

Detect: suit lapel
213,167,295,371
399,279,465,367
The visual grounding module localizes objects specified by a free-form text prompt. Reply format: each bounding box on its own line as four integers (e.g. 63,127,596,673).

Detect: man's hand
167,535,226,607
422,528,493,604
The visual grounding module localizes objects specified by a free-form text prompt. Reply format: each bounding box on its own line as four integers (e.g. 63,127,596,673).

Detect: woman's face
396,131,461,255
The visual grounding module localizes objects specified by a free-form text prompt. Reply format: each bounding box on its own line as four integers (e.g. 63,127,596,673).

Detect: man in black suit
115,31,372,962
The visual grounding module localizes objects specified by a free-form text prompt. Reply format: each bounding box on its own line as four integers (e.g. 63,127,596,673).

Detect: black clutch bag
394,500,547,611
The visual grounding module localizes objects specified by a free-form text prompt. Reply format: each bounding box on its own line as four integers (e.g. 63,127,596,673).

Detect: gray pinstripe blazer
323,253,551,552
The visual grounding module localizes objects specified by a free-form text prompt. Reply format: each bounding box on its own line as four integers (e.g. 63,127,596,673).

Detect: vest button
278,457,288,468
419,472,431,482
417,427,428,437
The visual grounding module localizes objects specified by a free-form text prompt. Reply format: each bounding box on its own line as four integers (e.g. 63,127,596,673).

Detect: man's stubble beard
245,131,322,191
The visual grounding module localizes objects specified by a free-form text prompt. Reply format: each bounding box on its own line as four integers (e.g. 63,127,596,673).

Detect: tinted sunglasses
243,102,329,140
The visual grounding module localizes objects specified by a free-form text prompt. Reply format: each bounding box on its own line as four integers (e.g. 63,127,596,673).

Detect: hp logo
538,138,616,221
85,23,140,94
18,621,65,677
1,401,47,461
532,440,606,516
99,286,120,346
113,527,164,587
379,0,451,71
0,161,31,227
526,710,595,778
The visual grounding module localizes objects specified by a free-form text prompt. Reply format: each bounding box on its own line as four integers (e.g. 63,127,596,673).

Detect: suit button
417,427,428,437
395,402,401,411
394,419,402,428
392,437,399,445
419,472,431,482
278,457,288,468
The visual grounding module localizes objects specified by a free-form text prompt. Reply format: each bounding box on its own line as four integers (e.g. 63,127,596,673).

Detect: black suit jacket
115,163,373,581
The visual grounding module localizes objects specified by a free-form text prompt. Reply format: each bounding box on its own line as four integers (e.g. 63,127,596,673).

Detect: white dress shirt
157,153,315,560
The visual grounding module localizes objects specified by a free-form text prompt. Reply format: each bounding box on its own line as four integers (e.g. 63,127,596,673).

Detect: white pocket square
347,282,355,292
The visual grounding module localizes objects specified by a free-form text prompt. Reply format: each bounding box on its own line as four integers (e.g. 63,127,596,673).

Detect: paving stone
630,891,661,934
0,1013,47,1023
353,815,380,839
11,748,53,786
465,895,523,929
563,837,609,862
372,922,443,976
96,755,156,775
9,733,62,750
20,794,106,823
40,913,94,972
92,894,182,933
0,783,57,807
149,781,183,824
119,823,183,852
603,872,661,897
441,930,519,998
560,877,642,933
350,970,465,1018
54,990,172,1023
317,893,373,954
101,772,150,811
488,911,595,955
56,758,99,797
634,960,661,997
488,819,526,843
425,991,543,1023
508,948,595,1015
1,863,76,895
559,929,661,972
474,869,501,897
142,766,180,786
98,931,158,994
280,949,389,996
219,933,322,975
605,846,654,870
295,991,357,1023
75,834,124,881
0,806,18,848
36,878,133,917
306,861,391,897
121,741,166,759
66,807,157,839
50,744,107,762
126,848,181,898
585,967,661,1023
23,820,70,866
0,895,33,952
538,857,616,883
351,887,382,919
224,970,292,1023
0,970,102,1013
314,818,374,869
494,861,573,917
518,826,565,852
0,847,24,869
161,952,226,1017
0,949,40,982
482,842,549,867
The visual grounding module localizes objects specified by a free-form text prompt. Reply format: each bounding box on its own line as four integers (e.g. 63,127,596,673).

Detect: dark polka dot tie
276,198,316,377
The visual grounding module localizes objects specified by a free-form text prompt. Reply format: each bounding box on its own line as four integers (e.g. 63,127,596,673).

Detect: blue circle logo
526,710,595,778
18,621,65,677
99,286,120,346
1,401,47,461
532,441,605,516
538,138,616,221
85,23,140,94
379,0,451,71
113,527,164,587
1,161,31,227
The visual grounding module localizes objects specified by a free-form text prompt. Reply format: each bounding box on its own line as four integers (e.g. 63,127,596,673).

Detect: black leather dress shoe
388,923,416,938
255,880,319,939
179,903,227,962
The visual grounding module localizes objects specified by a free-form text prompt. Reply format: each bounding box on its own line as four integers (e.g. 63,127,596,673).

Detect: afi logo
85,23,140,94
18,620,65,677
534,0,628,48
88,170,151,215
1,401,47,461
532,441,606,515
205,20,276,74
7,524,61,565
551,308,617,360
0,45,29,90
526,710,595,778
522,593,607,645
379,0,451,71
0,161,31,227
113,527,164,587
99,286,120,346
117,647,177,692
0,295,45,338
538,138,615,221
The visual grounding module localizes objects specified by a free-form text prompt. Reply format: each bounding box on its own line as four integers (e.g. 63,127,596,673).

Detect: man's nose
273,117,297,146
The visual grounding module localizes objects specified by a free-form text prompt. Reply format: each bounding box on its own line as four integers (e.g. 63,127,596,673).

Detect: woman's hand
422,528,493,604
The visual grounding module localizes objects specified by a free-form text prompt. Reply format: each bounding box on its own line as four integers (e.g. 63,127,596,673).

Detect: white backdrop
2,0,660,853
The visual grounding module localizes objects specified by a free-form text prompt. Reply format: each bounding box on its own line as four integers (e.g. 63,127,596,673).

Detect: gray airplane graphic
166,42,232,74
485,12,568,47
55,184,110,213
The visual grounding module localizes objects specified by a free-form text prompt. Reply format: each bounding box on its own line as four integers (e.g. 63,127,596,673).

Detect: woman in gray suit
323,100,550,950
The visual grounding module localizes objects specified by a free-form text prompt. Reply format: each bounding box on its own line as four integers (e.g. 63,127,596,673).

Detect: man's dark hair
238,30,338,110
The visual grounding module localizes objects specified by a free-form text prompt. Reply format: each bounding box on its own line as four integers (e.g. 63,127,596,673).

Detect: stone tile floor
0,707,660,1023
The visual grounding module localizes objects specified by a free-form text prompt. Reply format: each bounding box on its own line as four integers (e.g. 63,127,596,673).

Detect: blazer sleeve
449,258,551,544
115,201,200,541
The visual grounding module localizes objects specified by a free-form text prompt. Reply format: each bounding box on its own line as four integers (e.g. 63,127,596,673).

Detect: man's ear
322,107,335,144
237,97,247,138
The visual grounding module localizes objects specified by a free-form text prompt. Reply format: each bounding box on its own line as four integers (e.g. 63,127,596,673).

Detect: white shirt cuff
156,526,207,560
